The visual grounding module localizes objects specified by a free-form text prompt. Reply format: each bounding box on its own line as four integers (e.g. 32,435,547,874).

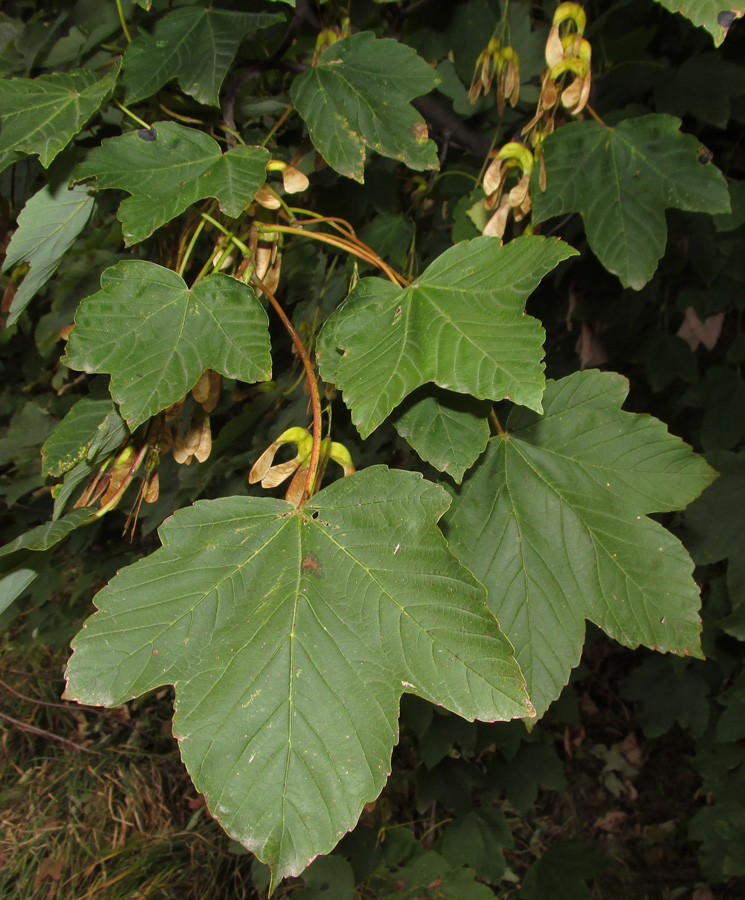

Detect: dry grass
0,642,261,900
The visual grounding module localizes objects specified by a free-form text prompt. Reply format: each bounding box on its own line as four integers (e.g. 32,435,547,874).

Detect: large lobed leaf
444,370,714,716
73,122,270,245
63,467,532,888
0,63,120,173
122,7,284,107
3,183,94,325
653,0,743,45
291,32,440,182
318,236,577,438
63,261,271,428
531,115,730,290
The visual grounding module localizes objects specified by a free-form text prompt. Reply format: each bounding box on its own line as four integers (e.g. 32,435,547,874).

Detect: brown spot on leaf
301,553,322,576
412,121,429,142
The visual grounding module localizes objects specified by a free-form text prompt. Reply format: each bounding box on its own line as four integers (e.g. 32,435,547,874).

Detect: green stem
261,106,294,148
433,170,480,185
490,408,506,436
178,218,207,278
200,213,251,255
114,99,150,130
115,0,132,43
585,103,607,126
211,235,238,276
193,214,249,283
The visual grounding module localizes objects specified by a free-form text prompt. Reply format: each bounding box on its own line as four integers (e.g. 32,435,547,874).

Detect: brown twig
255,222,408,287
252,274,322,505
412,95,493,159
0,709,102,755
0,676,113,717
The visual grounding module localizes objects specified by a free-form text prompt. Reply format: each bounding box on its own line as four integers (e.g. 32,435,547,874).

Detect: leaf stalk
255,222,407,287
115,0,132,43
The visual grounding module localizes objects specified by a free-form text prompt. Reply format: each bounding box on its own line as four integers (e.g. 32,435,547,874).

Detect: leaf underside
42,383,127,479
2,183,94,324
63,467,532,888
653,0,743,46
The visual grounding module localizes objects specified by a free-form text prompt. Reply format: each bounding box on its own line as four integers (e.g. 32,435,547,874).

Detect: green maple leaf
653,0,742,45
444,370,714,717
318,236,577,438
73,122,270,245
683,450,745,568
63,467,532,888
0,63,120,173
63,260,271,428
2,183,94,325
391,387,491,483
441,808,512,884
531,114,730,290
122,7,284,107
291,32,440,182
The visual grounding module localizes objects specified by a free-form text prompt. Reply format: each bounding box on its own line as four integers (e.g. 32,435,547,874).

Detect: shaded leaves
0,63,120,173
444,370,713,716
532,115,730,289
2,183,94,324
123,7,284,107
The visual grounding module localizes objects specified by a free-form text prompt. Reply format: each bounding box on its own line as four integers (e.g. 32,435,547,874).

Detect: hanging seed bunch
468,37,520,115
523,1,592,184
480,2,592,240
155,369,222,469
481,141,534,239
